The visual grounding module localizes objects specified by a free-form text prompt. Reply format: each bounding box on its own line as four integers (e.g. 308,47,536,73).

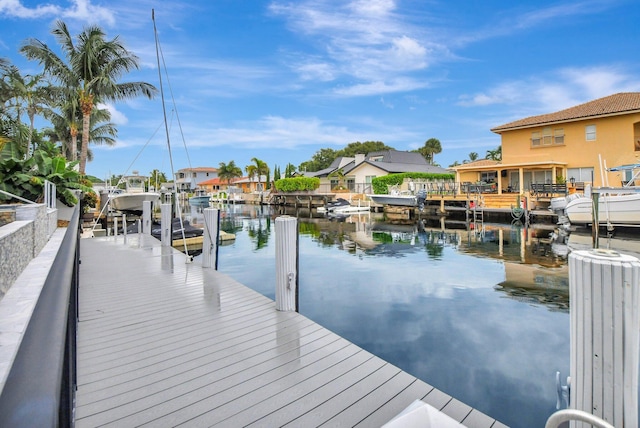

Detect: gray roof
305,150,450,177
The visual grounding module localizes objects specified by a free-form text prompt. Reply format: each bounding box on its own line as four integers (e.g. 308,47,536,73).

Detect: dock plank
76,234,505,427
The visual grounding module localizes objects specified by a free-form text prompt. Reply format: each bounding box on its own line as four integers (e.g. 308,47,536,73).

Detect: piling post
160,203,172,247
568,249,639,427
142,201,152,235
202,208,220,269
275,216,298,312
114,217,118,236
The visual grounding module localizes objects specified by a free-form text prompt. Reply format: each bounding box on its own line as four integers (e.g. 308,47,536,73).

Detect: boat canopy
607,163,640,171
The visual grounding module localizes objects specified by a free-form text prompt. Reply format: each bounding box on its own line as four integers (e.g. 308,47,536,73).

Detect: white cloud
0,0,59,18
98,103,128,126
0,0,115,25
458,65,640,113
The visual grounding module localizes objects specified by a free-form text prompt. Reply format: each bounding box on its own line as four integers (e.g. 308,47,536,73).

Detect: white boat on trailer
564,163,640,226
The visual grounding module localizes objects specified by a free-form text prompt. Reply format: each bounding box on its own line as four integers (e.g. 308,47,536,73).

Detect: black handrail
0,205,80,427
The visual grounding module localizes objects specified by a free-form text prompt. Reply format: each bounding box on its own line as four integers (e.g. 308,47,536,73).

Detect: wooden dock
76,234,506,427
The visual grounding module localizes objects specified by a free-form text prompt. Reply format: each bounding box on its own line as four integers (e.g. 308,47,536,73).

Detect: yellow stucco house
453,92,640,197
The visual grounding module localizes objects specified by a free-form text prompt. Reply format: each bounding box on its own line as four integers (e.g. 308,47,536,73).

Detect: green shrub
274,177,320,192
371,172,455,194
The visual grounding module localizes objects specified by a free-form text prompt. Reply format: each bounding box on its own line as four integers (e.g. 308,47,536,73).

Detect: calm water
193,204,577,427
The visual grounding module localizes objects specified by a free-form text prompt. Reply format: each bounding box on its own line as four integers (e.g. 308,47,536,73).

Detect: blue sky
2,0,640,180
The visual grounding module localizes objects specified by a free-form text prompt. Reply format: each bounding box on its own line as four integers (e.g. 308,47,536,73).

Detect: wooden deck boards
76,234,504,427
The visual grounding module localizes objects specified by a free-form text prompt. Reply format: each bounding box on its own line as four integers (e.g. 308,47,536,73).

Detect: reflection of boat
367,189,427,208
189,189,210,207
109,173,160,215
317,198,371,214
565,163,640,225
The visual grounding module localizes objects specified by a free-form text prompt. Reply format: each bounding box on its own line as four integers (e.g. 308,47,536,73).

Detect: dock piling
568,249,639,427
275,215,298,312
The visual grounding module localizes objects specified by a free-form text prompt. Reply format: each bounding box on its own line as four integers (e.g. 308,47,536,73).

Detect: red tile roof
491,92,640,133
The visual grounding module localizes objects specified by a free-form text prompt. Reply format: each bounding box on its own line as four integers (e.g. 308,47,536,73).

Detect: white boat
550,192,585,212
368,189,427,208
109,173,160,215
317,198,371,214
189,189,210,207
564,163,640,226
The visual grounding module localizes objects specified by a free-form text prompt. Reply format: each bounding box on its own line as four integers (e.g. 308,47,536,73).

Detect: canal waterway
189,203,638,427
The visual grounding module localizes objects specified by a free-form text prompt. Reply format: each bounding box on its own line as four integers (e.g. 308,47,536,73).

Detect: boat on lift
109,172,160,215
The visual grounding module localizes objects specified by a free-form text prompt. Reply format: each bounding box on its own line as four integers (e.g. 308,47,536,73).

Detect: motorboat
564,163,640,226
189,189,210,207
367,189,427,209
564,193,640,225
549,192,585,213
317,198,371,214
109,173,160,215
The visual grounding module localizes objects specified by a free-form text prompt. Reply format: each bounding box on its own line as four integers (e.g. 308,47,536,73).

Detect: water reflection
202,205,580,427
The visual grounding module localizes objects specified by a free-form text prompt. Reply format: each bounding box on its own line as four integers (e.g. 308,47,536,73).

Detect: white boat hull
565,193,640,225
368,194,418,207
110,192,161,213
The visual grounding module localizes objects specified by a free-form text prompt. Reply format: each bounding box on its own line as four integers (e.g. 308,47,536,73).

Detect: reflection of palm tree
247,217,271,250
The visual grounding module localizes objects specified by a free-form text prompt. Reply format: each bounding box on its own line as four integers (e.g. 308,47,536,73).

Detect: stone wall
0,221,33,299
0,204,52,300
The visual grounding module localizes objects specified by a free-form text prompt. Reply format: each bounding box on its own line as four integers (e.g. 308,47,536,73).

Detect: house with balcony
453,93,640,199
305,149,450,193
174,167,218,192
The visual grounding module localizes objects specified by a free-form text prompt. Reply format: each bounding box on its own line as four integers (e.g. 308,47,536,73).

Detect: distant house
198,175,267,194
174,167,218,192
454,92,640,194
305,149,450,193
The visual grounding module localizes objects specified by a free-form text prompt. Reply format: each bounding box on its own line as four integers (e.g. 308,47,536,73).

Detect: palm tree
328,168,347,190
218,160,243,188
417,138,442,165
468,152,479,162
0,65,53,157
44,101,115,161
21,20,157,174
245,157,269,192
486,146,502,161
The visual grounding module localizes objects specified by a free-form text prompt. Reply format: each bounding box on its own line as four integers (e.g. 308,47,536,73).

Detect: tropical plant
245,157,269,192
0,66,53,157
148,169,167,190
328,168,347,190
486,146,502,161
415,138,442,165
217,160,242,186
468,152,479,162
20,20,157,174
0,143,92,206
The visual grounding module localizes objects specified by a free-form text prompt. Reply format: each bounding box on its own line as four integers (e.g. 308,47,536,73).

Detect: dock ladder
468,196,484,237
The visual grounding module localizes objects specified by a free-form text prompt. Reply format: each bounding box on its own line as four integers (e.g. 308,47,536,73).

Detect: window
480,171,497,183
531,131,541,146
586,125,596,141
554,128,565,145
365,175,376,184
542,127,552,145
567,167,594,182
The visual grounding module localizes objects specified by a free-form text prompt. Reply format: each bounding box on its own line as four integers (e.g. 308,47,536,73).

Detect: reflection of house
305,150,450,193
175,167,218,192
454,93,640,195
